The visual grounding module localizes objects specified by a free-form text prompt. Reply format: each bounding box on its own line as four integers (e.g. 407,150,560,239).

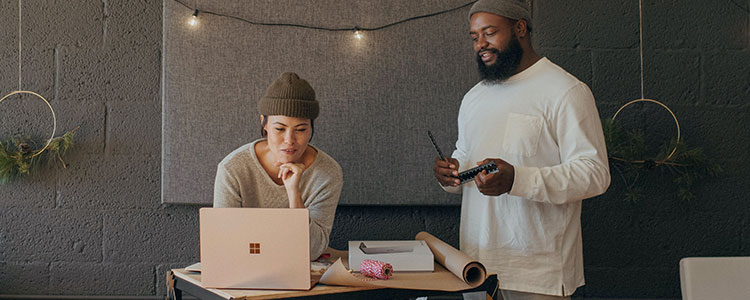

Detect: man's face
470,12,524,82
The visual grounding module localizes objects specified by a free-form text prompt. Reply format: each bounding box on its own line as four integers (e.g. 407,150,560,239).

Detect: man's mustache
477,48,500,58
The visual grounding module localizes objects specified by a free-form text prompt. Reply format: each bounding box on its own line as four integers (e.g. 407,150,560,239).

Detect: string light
188,9,199,26
175,0,477,37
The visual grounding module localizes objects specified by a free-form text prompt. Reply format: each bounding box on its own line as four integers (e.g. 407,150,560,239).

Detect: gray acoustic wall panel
163,0,478,205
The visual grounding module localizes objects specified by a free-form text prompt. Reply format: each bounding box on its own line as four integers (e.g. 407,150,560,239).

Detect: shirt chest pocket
502,113,544,157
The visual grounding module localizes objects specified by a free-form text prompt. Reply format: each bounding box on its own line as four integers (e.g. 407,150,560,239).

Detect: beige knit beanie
468,0,532,30
258,72,319,120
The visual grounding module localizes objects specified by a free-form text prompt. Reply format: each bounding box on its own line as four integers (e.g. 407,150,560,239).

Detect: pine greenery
602,118,722,202
0,126,78,183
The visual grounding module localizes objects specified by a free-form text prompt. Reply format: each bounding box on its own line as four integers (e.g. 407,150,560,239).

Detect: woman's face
263,115,312,164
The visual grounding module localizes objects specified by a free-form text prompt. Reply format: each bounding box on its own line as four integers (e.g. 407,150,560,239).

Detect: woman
213,72,343,260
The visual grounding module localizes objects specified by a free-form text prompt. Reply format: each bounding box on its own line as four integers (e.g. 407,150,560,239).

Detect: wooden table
166,268,498,300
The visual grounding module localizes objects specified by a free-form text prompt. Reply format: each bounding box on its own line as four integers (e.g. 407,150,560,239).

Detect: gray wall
0,0,748,298
162,0,475,206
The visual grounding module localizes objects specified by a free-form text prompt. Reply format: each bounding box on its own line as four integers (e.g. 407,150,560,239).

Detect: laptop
199,207,315,290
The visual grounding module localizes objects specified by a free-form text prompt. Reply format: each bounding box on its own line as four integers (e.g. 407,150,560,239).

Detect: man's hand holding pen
433,157,461,187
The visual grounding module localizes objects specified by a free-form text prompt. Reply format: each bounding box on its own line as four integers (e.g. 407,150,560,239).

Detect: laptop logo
249,243,261,254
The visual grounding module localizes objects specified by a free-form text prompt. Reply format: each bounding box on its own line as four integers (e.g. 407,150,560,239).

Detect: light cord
174,0,477,32
610,0,680,164
18,0,22,90
1,0,58,158
638,0,644,100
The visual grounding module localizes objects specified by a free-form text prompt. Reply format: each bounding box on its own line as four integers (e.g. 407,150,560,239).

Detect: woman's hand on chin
278,162,305,208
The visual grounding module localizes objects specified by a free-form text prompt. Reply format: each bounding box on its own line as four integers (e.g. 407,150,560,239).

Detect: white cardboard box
348,240,434,272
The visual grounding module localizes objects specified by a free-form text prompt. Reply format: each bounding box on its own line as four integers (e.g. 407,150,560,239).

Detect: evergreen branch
602,117,721,202
0,126,79,183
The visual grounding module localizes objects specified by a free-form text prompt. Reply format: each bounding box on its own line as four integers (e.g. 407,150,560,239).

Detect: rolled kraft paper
415,231,487,288
360,259,393,280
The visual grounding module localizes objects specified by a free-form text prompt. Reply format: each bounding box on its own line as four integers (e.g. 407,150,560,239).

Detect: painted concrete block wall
0,0,747,298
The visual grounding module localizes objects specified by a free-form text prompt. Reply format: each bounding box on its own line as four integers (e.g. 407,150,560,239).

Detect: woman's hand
278,162,306,208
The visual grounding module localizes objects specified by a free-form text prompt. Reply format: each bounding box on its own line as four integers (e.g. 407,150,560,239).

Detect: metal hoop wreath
0,90,57,158
612,98,680,163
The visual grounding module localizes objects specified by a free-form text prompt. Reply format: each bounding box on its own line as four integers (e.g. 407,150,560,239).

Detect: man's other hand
474,158,514,196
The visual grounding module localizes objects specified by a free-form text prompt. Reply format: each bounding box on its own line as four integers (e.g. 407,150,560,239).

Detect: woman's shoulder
307,146,343,181
218,140,260,171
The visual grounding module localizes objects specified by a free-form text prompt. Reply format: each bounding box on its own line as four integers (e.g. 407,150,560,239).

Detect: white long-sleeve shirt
445,57,610,296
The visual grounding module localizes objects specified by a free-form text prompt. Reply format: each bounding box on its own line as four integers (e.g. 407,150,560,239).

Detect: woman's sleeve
305,161,344,260
213,162,242,208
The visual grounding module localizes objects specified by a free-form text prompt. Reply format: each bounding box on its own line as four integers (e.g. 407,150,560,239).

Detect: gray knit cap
468,0,532,30
258,72,319,120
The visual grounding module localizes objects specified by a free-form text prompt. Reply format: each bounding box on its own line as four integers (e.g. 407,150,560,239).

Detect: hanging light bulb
188,9,199,26
353,27,363,40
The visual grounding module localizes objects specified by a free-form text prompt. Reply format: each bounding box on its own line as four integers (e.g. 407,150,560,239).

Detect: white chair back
680,257,750,300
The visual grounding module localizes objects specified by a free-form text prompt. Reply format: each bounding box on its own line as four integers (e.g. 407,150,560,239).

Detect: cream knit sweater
213,139,343,260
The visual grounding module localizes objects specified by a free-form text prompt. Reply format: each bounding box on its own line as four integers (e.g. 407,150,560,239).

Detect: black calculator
456,161,499,184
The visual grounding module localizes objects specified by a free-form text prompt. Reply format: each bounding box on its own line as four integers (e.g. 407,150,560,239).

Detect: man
433,0,611,299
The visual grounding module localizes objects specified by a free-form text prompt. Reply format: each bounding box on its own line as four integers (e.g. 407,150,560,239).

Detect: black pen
427,131,446,161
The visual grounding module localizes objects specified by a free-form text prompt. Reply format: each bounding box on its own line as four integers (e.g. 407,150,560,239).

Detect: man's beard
476,35,523,83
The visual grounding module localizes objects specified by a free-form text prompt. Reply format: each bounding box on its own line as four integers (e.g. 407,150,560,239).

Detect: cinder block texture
100,45,161,104
17,0,103,49
104,0,163,51
61,48,156,104
53,100,107,155
102,208,200,264
0,261,49,294
49,262,154,295
329,206,461,250
0,209,101,262
57,153,160,209
58,46,112,104
543,50,592,85
0,47,55,98
703,50,750,106
107,100,161,156
644,1,748,50
58,46,160,107
329,206,428,247
581,267,679,298
640,51,701,105
535,0,638,49
583,210,744,269
591,50,646,104
588,50,641,105
0,171,56,208
423,207,462,247
592,49,702,106
673,106,750,160
0,96,55,152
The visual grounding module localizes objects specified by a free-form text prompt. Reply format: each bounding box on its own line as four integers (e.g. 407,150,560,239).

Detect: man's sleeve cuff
441,182,462,194
508,165,536,199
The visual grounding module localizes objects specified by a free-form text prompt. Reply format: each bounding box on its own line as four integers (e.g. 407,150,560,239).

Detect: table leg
166,270,183,300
